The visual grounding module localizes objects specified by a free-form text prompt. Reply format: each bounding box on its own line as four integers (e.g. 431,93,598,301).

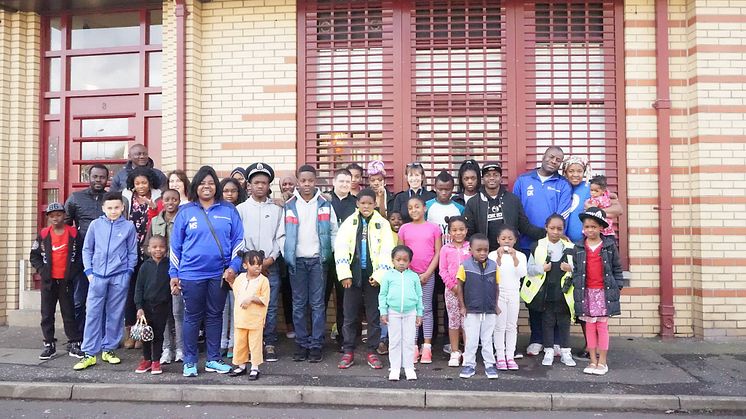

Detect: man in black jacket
463,162,545,252
110,144,167,192
64,164,108,335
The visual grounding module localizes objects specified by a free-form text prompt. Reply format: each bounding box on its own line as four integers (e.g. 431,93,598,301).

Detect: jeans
72,272,89,335
221,291,235,349
290,257,326,350
324,258,345,342
40,278,81,344
181,278,227,364
262,264,282,345
81,272,130,355
163,294,184,354
529,308,560,345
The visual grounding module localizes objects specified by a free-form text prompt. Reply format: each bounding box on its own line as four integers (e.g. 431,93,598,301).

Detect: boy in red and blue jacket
30,203,84,360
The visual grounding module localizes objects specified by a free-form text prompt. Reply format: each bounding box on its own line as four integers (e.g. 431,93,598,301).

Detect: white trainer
560,348,576,366
542,347,554,366
526,343,542,356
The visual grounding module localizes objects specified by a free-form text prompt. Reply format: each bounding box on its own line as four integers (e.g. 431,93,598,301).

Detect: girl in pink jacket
438,216,471,367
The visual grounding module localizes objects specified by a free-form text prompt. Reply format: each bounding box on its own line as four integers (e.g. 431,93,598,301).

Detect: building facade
0,0,744,339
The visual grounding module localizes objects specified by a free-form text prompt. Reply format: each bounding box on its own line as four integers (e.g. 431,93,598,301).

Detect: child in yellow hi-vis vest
230,250,270,381
522,214,575,367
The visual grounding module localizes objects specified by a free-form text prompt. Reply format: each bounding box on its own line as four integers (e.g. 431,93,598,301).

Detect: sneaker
265,345,278,362
448,351,462,367
526,343,542,356
388,370,400,381
560,348,576,366
248,369,260,381
174,349,184,363
151,361,162,375
496,358,508,371
405,368,417,380
101,351,121,364
485,365,499,379
227,348,233,359
183,362,198,377
583,363,597,374
367,353,383,369
376,341,389,355
286,330,296,339
442,343,452,354
593,364,609,375
135,359,152,373
420,345,432,364
574,350,590,361
514,353,524,359
338,352,354,369
553,344,561,357
507,359,519,370
293,347,309,362
39,342,56,360
73,355,96,370
160,348,173,364
542,347,554,366
205,359,231,374
459,365,476,379
308,348,323,363
413,345,420,364
68,342,84,359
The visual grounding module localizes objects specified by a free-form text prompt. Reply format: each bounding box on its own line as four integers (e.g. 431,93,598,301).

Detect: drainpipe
653,0,675,339
175,0,187,169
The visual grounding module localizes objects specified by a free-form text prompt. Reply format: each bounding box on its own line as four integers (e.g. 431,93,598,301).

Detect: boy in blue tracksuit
512,146,572,356
74,192,138,370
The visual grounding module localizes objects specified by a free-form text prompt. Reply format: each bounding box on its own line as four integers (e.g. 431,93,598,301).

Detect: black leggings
542,301,571,348
143,302,170,361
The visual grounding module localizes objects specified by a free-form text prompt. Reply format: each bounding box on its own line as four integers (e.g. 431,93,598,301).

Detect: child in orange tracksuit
229,250,270,380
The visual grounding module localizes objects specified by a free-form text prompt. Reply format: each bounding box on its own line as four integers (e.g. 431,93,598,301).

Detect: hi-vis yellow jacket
520,237,575,320
334,210,395,284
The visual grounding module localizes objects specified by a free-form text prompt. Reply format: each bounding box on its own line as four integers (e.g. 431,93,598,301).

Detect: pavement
0,326,745,412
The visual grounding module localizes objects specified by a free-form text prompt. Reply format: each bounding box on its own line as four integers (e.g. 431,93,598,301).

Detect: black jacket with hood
29,225,83,289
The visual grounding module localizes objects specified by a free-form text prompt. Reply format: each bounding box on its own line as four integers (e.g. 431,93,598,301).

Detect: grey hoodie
236,195,285,260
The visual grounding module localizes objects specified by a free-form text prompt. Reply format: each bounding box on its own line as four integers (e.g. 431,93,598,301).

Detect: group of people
32,143,624,381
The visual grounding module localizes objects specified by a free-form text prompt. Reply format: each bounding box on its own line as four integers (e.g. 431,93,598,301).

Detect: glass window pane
48,99,61,115
70,54,139,90
49,17,62,50
71,13,140,49
81,141,129,160
149,10,162,44
147,94,162,110
48,58,61,91
81,118,129,137
148,52,162,87
44,189,60,206
47,135,59,181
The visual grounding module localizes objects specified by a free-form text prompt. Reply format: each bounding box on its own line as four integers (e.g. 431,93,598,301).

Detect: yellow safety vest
519,238,575,321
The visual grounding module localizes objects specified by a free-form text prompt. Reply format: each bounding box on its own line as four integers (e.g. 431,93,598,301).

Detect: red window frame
299,0,626,262
38,7,163,228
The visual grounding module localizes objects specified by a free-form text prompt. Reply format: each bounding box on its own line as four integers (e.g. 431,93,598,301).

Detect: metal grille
410,1,508,181
301,0,395,188
523,1,619,188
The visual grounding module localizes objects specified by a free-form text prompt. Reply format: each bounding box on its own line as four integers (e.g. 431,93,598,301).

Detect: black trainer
308,348,323,363
68,342,84,359
39,342,56,360
265,345,278,362
292,347,309,362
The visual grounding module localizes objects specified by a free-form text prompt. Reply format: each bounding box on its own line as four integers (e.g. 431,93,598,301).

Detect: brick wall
0,10,40,323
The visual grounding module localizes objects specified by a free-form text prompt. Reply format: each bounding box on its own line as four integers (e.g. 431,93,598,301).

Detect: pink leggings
585,321,609,351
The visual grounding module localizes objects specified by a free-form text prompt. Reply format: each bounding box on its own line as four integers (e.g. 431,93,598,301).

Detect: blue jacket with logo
169,201,244,281
283,189,334,269
513,170,572,250
82,215,138,279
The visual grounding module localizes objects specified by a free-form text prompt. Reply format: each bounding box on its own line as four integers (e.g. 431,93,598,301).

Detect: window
40,8,162,228
300,1,623,196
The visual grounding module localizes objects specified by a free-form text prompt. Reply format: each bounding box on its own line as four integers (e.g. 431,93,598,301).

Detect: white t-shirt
426,201,463,245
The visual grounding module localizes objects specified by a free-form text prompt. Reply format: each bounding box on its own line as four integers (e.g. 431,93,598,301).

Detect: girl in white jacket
488,225,527,371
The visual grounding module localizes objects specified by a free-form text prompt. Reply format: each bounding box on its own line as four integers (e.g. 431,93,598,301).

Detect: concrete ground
0,326,744,412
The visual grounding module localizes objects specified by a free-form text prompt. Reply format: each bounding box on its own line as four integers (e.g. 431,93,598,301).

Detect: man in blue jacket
513,146,572,356
73,192,138,370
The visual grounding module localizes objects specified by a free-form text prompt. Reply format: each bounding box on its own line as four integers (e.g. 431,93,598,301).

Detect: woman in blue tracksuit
169,166,244,377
